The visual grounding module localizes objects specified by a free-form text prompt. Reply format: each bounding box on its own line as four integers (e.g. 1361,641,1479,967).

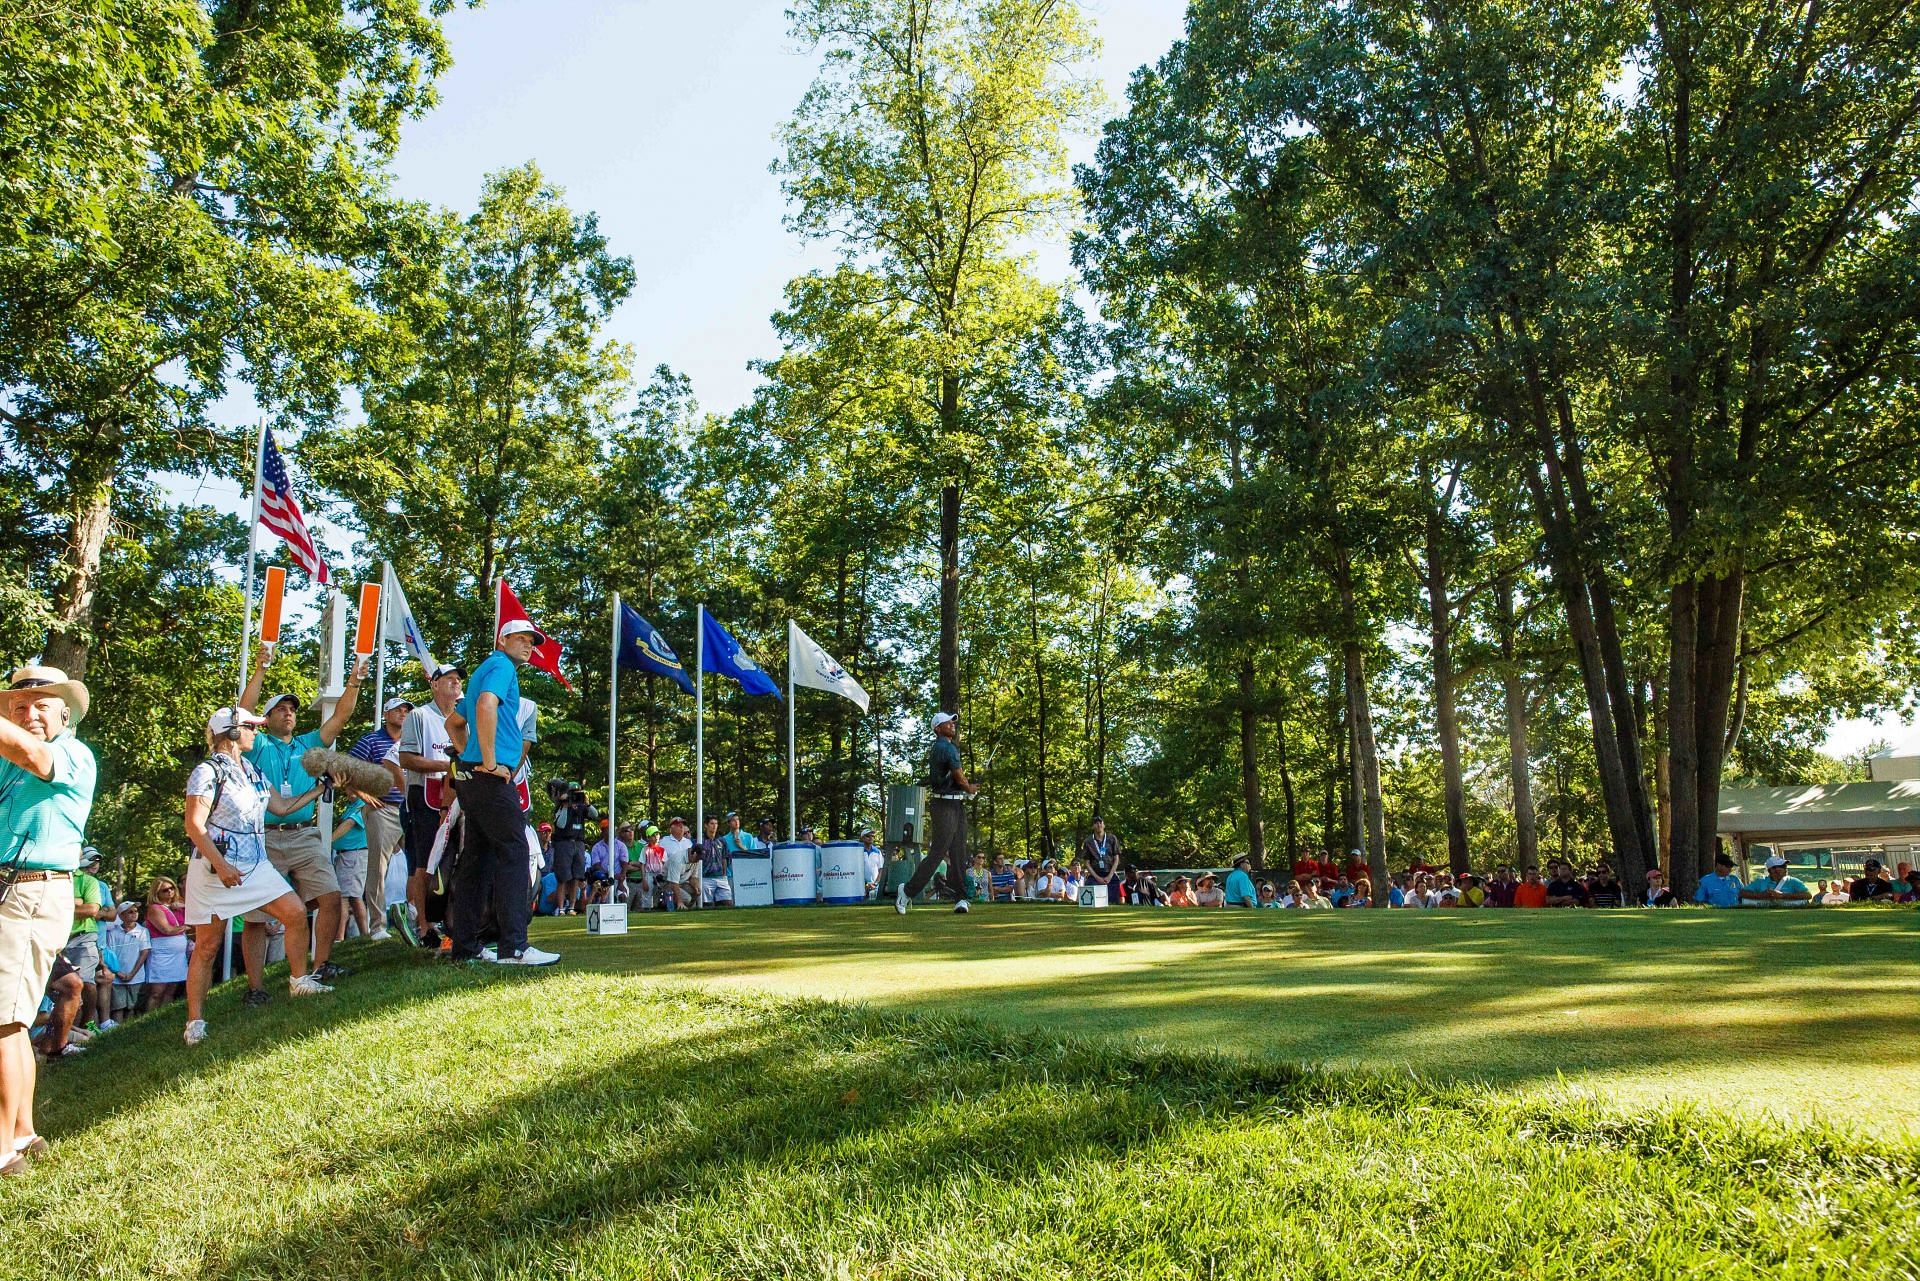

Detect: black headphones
219,707,246,742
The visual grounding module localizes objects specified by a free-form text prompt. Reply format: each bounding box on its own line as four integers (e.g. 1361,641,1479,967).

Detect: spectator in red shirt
1485,864,1518,908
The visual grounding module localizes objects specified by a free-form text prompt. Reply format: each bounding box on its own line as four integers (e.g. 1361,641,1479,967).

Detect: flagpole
235,421,269,702
786,620,797,844
373,562,389,729
609,591,620,839
492,575,502,645
702,606,710,845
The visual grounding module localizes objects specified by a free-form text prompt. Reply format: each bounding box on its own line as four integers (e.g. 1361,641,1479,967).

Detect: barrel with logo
771,841,818,906
817,840,865,905
729,852,774,908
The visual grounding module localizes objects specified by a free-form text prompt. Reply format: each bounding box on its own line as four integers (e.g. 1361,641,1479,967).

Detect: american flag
258,428,330,585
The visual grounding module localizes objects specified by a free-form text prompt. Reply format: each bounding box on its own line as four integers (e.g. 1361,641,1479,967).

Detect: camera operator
548,780,594,916
0,666,97,1176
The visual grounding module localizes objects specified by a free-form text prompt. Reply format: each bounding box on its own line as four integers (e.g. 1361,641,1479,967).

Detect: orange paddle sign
259,567,287,646
354,582,382,657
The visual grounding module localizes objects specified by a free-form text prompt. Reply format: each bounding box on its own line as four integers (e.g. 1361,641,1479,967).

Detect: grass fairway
8,910,1917,1280
548,904,1920,1137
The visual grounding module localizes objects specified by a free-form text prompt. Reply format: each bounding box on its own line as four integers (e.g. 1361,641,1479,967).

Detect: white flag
381,562,439,674
787,620,869,712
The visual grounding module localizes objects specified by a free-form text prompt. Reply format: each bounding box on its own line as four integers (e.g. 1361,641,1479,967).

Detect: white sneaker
97,1019,118,1031
896,885,911,914
289,974,334,997
493,946,559,966
183,1019,207,1047
368,928,390,941
954,899,971,914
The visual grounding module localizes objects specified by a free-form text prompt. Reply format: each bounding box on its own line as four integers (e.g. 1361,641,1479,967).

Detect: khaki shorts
0,875,77,1028
264,824,339,902
362,804,403,911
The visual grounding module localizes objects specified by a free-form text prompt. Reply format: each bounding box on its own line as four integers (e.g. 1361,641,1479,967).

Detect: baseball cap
383,696,414,713
931,711,956,729
429,663,466,682
1765,854,1789,869
260,693,301,716
668,816,686,826
537,822,553,833
80,846,100,867
117,900,141,912
207,706,266,735
1863,857,1882,870
499,619,546,645
860,827,875,837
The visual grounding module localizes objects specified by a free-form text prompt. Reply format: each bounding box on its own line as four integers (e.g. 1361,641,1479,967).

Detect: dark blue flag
617,603,695,695
699,608,780,698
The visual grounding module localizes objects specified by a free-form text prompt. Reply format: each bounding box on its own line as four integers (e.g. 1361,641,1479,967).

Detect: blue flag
700,608,780,698
617,603,695,695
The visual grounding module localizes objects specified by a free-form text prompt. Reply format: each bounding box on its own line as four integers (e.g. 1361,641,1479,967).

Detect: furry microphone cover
301,748,395,799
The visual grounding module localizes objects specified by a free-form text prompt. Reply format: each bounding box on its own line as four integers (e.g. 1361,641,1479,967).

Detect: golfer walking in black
897,711,977,915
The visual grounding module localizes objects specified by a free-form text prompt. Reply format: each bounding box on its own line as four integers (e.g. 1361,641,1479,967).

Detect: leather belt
267,819,317,831
9,870,73,884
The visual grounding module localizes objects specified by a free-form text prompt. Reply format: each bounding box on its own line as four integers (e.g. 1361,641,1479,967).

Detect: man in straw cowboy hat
0,665,96,1177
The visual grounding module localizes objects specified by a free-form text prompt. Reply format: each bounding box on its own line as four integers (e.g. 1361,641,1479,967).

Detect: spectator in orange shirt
1512,865,1550,908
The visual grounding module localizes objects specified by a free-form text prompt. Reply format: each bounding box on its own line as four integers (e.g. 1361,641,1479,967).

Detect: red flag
495,577,572,690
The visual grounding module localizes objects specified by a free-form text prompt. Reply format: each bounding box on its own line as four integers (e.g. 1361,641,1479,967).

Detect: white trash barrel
819,840,865,905
730,853,774,908
772,841,818,906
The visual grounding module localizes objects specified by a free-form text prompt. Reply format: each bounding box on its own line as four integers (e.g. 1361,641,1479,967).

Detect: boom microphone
300,748,394,800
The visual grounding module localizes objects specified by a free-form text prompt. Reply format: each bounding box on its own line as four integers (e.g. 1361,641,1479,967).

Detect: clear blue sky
386,0,1189,418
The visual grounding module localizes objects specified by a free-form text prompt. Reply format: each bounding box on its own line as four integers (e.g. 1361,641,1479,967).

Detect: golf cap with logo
1765,854,1789,869
2,665,90,726
260,693,301,717
383,696,414,713
499,619,546,646
429,663,466,682
80,846,100,867
931,711,956,729
209,706,267,735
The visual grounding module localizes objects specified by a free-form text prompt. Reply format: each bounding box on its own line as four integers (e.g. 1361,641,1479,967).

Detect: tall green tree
0,0,465,677
776,0,1100,713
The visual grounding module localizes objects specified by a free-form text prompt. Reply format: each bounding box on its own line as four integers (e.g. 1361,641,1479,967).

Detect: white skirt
184,854,296,926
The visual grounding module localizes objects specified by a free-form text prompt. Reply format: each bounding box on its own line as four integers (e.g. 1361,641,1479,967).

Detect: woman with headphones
180,706,337,1047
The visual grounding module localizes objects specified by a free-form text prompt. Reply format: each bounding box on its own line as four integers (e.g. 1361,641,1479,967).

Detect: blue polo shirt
247,729,326,826
1223,867,1258,907
332,800,367,852
1744,872,1810,904
456,651,522,767
1693,871,1744,907
0,733,95,871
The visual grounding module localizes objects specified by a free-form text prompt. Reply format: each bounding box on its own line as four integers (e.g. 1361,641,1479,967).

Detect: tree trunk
1424,488,1471,874
937,373,961,715
1334,551,1387,896
1237,659,1266,870
1275,704,1298,860
1324,658,1343,854
43,444,121,680
1494,572,1538,869
1026,537,1053,857
1090,562,1112,819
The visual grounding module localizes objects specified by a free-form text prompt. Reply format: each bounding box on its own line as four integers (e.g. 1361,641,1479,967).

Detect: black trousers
904,798,968,900
449,774,531,959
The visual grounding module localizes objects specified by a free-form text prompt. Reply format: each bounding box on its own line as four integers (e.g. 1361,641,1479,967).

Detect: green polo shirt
71,871,107,937
246,729,325,826
0,732,97,871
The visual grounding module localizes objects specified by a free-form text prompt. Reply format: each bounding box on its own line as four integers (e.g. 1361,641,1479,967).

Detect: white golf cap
260,692,300,716
429,663,465,682
499,619,547,646
208,706,267,735
1765,854,1788,869
931,711,957,729
382,696,414,712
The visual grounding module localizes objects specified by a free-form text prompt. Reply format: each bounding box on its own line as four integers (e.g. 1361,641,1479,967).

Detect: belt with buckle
9,870,73,884
268,818,318,831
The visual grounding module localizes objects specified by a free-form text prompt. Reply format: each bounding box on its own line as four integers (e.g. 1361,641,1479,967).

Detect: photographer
182,706,338,1046
548,780,593,916
0,666,96,1174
